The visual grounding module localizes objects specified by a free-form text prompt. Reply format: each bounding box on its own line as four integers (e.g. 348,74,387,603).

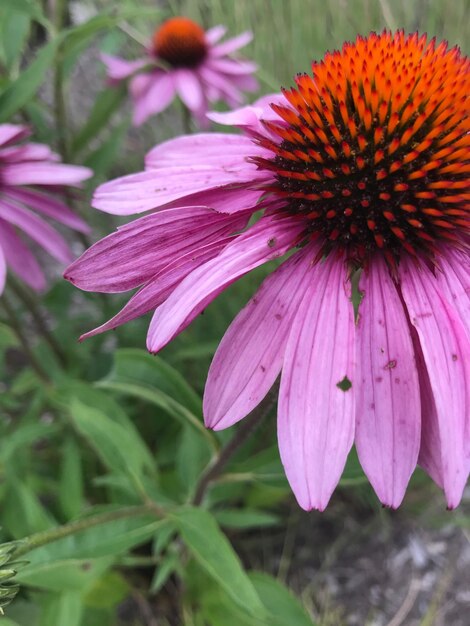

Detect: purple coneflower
0,124,91,294
66,31,470,511
101,16,259,126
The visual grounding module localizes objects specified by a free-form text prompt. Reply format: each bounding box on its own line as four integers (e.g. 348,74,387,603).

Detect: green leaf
84,571,130,609
213,509,280,530
71,85,127,156
68,397,155,482
39,592,83,626
177,425,212,494
2,480,56,539
16,557,113,591
103,348,201,414
0,422,59,464
97,379,216,452
25,514,163,561
0,38,59,122
172,507,265,618
150,553,180,594
249,572,316,626
0,9,31,70
84,120,128,180
59,437,84,520
0,0,48,24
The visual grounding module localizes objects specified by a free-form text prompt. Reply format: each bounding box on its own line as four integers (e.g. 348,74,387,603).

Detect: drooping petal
80,237,232,340
0,162,91,186
4,188,90,233
0,219,45,291
65,206,247,292
0,124,30,147
146,215,305,353
399,258,470,508
130,71,176,126
174,69,204,111
0,199,72,263
210,31,253,57
434,247,470,339
198,66,244,104
356,258,421,508
204,244,317,430
278,253,355,511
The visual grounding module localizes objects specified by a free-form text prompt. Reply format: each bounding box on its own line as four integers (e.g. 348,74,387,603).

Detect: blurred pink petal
0,219,46,291
130,71,176,126
0,123,92,292
102,17,258,126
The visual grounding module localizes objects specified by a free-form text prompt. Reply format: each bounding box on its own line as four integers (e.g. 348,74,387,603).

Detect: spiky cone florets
252,30,469,268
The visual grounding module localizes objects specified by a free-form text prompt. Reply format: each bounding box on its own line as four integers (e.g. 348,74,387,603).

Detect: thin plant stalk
192,383,278,505
1,294,51,384
8,278,67,367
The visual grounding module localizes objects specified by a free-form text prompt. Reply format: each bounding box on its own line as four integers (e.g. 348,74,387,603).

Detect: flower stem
181,102,192,134
8,278,67,367
12,505,163,559
1,293,51,384
52,0,69,161
192,384,278,505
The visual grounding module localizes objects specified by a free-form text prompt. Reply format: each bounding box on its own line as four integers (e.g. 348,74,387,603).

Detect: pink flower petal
205,58,258,76
356,258,421,508
93,152,269,216
4,188,90,233
130,71,176,126
80,237,232,340
101,53,148,81
208,93,288,133
145,132,268,169
198,66,244,104
434,247,470,339
0,124,30,147
204,245,317,430
1,162,91,186
174,69,205,112
210,31,253,57
0,142,57,163
0,199,72,264
205,25,227,45
146,215,305,353
0,219,46,291
65,206,247,292
278,254,355,511
399,258,470,508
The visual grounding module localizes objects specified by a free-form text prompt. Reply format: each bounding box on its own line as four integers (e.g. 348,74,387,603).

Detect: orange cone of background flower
67,31,470,511
102,17,258,126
